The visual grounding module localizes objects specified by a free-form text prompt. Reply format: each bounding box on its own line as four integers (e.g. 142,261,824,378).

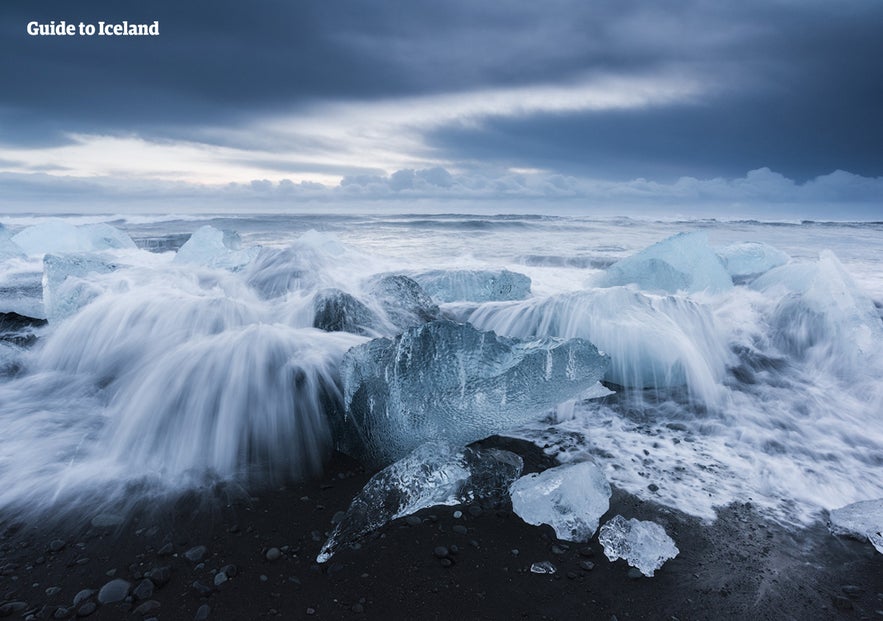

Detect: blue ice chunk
12,222,135,255
339,320,609,466
598,232,733,294
412,269,531,302
173,225,259,270
717,242,789,281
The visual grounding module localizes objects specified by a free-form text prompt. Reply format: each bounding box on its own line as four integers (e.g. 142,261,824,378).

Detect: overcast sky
2,0,882,217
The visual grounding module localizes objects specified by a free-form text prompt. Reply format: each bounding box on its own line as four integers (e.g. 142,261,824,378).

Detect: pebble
132,601,161,616
467,505,483,517
452,525,468,535
191,581,213,597
433,546,449,559
648,483,660,492
551,545,567,555
157,543,174,556
184,546,207,562
0,602,28,616
52,607,72,619
439,558,453,567
265,547,282,562
97,579,131,604
45,587,61,597
75,601,97,617
221,564,238,578
453,510,463,519
213,572,228,587
193,603,211,620
306,607,316,615
145,566,171,588
580,560,595,571
72,590,94,607
578,547,594,558
48,540,66,553
132,579,155,600
405,516,422,527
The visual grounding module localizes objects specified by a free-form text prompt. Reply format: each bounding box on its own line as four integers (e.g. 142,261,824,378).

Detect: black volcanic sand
1,439,881,621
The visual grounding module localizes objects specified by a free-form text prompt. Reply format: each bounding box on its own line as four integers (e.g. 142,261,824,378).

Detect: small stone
132,579,154,601
52,607,72,619
405,516,422,527
453,510,463,519
265,547,282,562
580,560,595,571
433,546,449,559
578,547,594,558
184,546,207,562
627,567,644,580
46,587,62,597
0,602,28,616
49,539,66,553
551,545,566,555
452,525,468,535
467,505,483,517
439,558,453,567
145,566,171,588
133,600,161,616
157,543,173,556
511,549,519,556
566,571,578,579
74,557,89,566
220,564,238,578
213,572,227,587
193,603,210,621
105,569,116,577
97,579,130,604
72,590,94,607
75,602,96,617
191,581,213,597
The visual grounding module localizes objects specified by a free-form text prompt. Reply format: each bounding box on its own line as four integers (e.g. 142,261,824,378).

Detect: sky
1,0,882,218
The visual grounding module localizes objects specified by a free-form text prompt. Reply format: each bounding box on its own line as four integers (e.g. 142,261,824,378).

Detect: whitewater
0,213,881,530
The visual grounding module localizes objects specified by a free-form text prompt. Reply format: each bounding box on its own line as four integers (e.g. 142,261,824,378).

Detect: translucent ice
12,222,135,255
598,232,733,294
366,274,439,331
42,253,118,323
338,320,609,466
829,499,883,553
412,269,532,302
599,515,679,576
510,461,611,541
468,288,729,405
0,224,25,261
316,442,523,562
312,288,381,335
173,225,259,270
717,242,789,281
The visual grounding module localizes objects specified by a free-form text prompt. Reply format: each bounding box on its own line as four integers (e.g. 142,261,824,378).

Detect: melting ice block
412,269,532,302
317,442,523,562
717,242,789,281
510,461,611,541
829,500,883,553
42,253,118,323
12,222,135,255
599,515,679,576
366,274,440,331
174,225,259,270
313,288,381,335
339,320,609,466
598,232,733,294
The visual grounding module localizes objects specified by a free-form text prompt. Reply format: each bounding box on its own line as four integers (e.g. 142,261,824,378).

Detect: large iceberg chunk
599,515,679,576
339,320,609,466
717,242,789,281
597,232,733,294
366,274,439,331
12,222,135,255
468,288,729,405
829,499,883,553
42,253,119,323
317,442,523,562
412,269,532,302
173,225,259,270
509,461,611,541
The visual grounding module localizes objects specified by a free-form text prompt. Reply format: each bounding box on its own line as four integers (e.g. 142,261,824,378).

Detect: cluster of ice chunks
12,222,135,255
598,515,679,576
751,250,883,373
338,320,609,466
173,225,260,270
411,269,532,302
42,253,119,323
509,461,611,541
829,499,883,553
317,442,523,563
716,241,789,282
467,287,729,405
597,232,733,294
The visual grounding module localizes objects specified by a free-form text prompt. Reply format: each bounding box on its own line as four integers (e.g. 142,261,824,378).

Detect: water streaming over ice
0,214,880,529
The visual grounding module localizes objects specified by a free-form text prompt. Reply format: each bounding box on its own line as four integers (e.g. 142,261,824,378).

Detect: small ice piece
12,222,135,255
316,442,523,563
173,225,259,270
412,269,532,302
598,232,733,294
530,561,557,574
339,320,609,466
42,253,118,323
829,499,883,553
509,461,611,542
313,288,381,335
366,274,439,331
598,515,679,577
717,242,789,281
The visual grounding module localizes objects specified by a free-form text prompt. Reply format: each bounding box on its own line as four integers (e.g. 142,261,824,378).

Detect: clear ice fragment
173,225,259,270
598,515,679,577
42,253,118,323
412,269,531,302
717,242,789,281
530,561,557,574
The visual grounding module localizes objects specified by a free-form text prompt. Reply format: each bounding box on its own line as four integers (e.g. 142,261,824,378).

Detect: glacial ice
366,274,440,331
412,269,532,302
12,222,136,255
316,442,523,563
598,232,733,294
829,499,883,553
42,253,118,323
751,250,883,372
468,288,729,404
0,224,25,261
313,288,381,335
245,231,350,298
598,515,679,576
509,461,611,541
338,320,609,466
717,242,789,281
173,225,259,270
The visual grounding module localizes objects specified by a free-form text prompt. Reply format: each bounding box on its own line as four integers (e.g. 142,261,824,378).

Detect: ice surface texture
510,461,611,541
599,515,679,576
339,320,609,466
412,269,531,302
317,442,523,562
717,242,789,281
173,225,259,270
12,222,135,255
366,274,440,331
42,253,118,323
0,224,25,261
829,500,883,553
598,232,733,294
